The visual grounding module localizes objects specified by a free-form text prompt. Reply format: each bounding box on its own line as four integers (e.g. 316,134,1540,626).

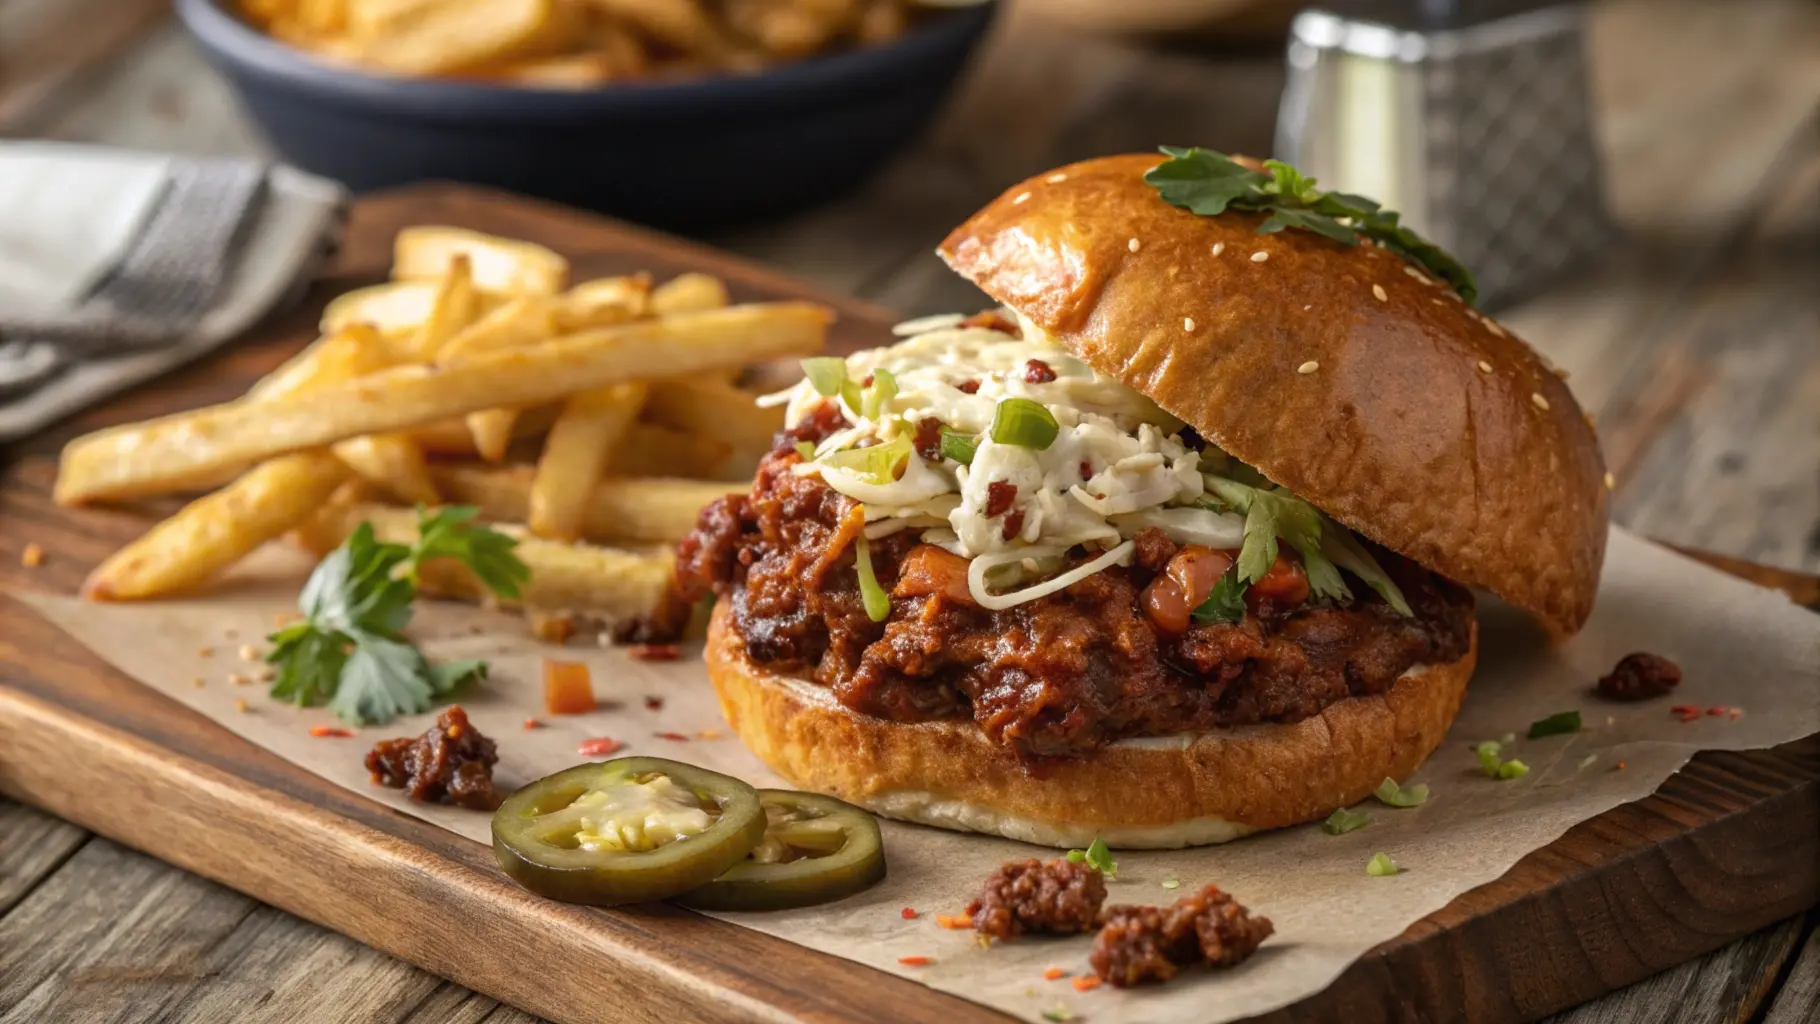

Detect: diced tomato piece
543,660,596,715
1250,554,1311,606
1142,546,1235,634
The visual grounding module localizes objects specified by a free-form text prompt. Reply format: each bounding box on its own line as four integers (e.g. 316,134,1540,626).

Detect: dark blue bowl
177,0,995,230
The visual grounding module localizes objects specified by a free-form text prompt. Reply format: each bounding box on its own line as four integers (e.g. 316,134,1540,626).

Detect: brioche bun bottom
705,603,1476,849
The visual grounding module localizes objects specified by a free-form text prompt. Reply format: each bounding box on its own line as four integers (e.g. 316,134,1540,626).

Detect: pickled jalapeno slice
675,789,886,912
491,757,766,906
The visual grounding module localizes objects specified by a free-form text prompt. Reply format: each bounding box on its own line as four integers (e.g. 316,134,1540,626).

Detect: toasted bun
707,603,1476,849
938,154,1608,634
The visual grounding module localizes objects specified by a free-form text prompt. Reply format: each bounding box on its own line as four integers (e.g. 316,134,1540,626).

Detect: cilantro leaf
1191,567,1248,624
410,506,530,600
1145,146,1478,304
265,505,529,726
329,630,435,726
1527,710,1582,739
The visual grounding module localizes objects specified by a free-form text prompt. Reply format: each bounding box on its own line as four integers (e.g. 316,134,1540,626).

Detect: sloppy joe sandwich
677,149,1609,848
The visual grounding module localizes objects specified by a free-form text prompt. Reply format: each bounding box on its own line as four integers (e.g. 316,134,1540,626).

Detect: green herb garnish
820,434,911,485
1161,878,1182,890
861,367,898,420
1065,836,1117,877
1041,1007,1074,1023
1527,710,1582,739
1473,740,1506,778
1191,566,1248,624
989,397,1060,450
1145,147,1477,304
938,428,979,465
267,507,528,726
854,532,890,623
1205,476,1350,603
1366,852,1400,877
1498,759,1530,779
1373,777,1430,808
1324,807,1371,835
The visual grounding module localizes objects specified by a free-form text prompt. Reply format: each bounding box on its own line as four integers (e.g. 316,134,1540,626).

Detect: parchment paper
14,528,1819,1023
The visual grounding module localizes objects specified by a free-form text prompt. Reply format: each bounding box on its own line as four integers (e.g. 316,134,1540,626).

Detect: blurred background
1,0,1817,570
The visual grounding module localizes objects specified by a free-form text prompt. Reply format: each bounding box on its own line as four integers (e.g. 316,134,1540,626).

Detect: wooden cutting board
1,184,1815,1024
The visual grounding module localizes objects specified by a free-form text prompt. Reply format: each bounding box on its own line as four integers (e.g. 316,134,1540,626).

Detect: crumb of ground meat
1597,652,1682,701
1132,527,1179,573
1090,885,1272,986
365,706,500,811
966,858,1107,940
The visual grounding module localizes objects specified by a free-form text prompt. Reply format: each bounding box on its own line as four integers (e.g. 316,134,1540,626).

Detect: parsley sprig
267,506,530,726
1144,147,1478,305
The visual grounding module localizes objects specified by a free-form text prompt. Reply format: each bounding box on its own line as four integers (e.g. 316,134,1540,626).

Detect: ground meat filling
1597,652,1682,701
967,859,1107,939
1090,885,1273,986
675,416,1476,762
365,706,500,811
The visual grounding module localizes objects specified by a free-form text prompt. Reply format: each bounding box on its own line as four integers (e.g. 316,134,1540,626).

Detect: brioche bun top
937,153,1608,634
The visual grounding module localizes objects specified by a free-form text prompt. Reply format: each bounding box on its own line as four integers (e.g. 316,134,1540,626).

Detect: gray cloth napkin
0,142,347,443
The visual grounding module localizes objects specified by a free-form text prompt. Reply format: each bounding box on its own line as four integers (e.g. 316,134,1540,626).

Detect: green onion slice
820,434,911,485
988,398,1059,450
1373,777,1429,808
801,357,849,398
1324,807,1371,835
939,429,979,465
1366,852,1400,876
1473,740,1504,778
861,367,898,420
854,532,890,623
1497,759,1530,779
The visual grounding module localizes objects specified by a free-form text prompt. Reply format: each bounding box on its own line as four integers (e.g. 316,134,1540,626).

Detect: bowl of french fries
60,225,830,644
176,0,996,227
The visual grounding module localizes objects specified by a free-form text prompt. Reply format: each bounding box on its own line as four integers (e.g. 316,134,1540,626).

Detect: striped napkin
0,142,346,443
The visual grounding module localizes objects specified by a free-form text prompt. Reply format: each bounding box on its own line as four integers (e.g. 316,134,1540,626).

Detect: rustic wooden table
2,1,1817,1021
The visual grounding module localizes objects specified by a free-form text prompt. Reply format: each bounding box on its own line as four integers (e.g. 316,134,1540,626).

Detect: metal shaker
1276,0,1615,309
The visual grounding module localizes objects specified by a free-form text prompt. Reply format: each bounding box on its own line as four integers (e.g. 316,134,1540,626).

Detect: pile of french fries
59,226,830,639
236,0,944,86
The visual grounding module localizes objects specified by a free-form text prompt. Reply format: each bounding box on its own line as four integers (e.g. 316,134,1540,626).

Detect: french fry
649,271,731,315
82,451,352,601
553,273,651,331
318,503,676,626
607,423,734,479
410,406,559,456
431,463,742,543
433,296,564,457
355,0,579,76
403,253,481,361
393,226,569,294
55,303,829,504
331,434,440,505
643,376,783,454
319,279,444,338
344,0,440,38
528,383,648,541
250,322,391,402
584,0,730,55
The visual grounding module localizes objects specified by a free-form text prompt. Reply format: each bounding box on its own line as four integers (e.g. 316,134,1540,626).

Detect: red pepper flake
1706,706,1728,717
522,717,542,730
654,731,690,742
1671,704,1702,722
309,725,354,738
1001,509,1027,542
1023,358,1058,384
901,907,919,920
1079,461,1093,479
578,737,625,757
644,695,665,711
1071,976,1102,992
1043,967,1066,981
935,912,974,930
898,956,932,967
631,644,682,662
957,379,981,394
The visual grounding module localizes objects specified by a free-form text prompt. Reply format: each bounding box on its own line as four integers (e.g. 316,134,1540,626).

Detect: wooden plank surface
2,1,1818,1022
